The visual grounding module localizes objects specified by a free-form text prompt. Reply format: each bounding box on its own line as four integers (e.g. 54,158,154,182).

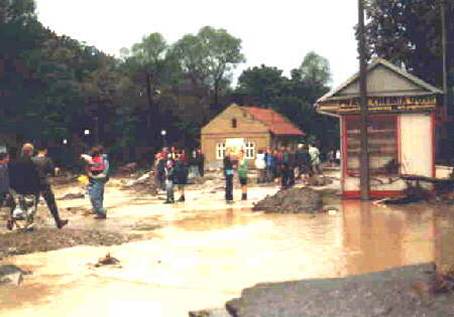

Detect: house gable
201,104,270,136
318,59,443,102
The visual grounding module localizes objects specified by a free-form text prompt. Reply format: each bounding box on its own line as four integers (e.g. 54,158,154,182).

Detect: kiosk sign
320,96,437,114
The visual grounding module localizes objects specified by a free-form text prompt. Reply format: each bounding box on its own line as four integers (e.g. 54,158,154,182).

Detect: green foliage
365,0,454,87
236,53,338,151
0,1,337,164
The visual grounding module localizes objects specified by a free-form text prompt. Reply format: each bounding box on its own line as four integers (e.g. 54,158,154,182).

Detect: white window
244,141,256,159
216,143,226,160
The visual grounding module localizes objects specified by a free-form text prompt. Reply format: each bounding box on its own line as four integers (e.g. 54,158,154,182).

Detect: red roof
242,106,305,136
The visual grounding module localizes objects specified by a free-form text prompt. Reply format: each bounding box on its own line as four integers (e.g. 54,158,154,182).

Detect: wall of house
399,113,434,177
201,105,272,169
202,133,270,169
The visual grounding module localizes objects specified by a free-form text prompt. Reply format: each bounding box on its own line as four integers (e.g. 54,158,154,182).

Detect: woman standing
223,150,234,203
238,150,248,201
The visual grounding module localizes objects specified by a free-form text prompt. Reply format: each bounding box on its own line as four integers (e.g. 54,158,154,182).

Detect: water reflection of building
316,59,443,199
341,201,435,275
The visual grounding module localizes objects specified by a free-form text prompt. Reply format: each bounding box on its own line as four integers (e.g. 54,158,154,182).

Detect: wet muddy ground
2,172,454,316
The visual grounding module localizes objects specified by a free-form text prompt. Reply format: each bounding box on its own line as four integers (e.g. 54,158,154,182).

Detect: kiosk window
345,116,398,175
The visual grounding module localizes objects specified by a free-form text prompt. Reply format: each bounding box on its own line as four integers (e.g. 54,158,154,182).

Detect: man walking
33,147,68,229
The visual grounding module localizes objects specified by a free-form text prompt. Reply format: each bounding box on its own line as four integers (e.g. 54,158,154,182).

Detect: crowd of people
0,143,110,230
0,140,333,229
222,143,326,203
153,147,204,204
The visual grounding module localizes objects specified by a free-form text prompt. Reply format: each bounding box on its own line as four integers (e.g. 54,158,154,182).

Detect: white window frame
244,141,256,160
216,143,226,160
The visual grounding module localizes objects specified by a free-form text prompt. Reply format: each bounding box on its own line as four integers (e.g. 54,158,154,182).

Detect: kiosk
316,59,443,199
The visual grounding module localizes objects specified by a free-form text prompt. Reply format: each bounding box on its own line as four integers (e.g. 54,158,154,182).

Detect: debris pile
306,175,333,187
58,191,85,200
0,265,31,286
93,253,121,268
253,187,322,214
117,162,139,175
121,171,158,195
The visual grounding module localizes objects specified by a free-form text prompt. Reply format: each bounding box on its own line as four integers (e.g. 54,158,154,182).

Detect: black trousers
40,184,62,223
0,192,15,216
225,175,233,201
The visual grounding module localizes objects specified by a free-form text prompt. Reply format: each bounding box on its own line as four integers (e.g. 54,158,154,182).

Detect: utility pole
441,0,448,121
358,0,370,200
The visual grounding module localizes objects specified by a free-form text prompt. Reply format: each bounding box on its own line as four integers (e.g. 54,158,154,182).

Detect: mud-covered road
2,171,454,316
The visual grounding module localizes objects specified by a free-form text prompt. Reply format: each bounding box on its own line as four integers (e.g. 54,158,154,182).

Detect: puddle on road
2,200,454,316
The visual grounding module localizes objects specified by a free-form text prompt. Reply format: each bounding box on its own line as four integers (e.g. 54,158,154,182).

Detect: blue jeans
88,180,106,216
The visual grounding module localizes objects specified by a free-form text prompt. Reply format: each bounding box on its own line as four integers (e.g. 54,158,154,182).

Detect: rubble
0,265,31,286
93,253,121,268
252,188,322,214
189,309,230,317
121,171,158,195
117,162,139,175
58,191,85,200
0,229,141,258
306,175,334,187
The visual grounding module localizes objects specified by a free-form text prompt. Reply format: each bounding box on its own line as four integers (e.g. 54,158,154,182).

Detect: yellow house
201,104,304,168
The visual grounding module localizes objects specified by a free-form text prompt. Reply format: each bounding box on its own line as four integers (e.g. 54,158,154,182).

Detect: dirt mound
252,187,322,214
0,229,141,259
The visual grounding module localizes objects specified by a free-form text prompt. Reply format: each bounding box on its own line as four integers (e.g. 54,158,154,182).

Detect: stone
0,265,26,286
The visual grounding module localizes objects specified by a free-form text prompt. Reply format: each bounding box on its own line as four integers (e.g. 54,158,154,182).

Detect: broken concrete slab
252,188,322,214
225,264,454,317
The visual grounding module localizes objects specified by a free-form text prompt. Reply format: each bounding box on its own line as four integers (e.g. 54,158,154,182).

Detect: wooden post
358,0,370,200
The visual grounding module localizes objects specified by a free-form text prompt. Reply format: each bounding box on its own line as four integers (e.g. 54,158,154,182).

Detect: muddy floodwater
1,192,454,316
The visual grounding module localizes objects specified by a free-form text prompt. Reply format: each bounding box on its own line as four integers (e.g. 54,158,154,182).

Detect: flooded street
1,180,453,317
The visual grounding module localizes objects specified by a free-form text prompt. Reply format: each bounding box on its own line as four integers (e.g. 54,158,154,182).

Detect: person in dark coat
173,152,189,202
223,150,234,203
33,148,68,229
0,151,15,230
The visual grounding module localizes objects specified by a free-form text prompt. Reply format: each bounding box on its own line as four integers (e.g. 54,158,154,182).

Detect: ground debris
58,191,85,200
252,187,322,213
0,265,31,286
0,229,140,258
189,309,230,317
431,264,454,294
121,171,158,195
306,175,334,187
93,253,121,268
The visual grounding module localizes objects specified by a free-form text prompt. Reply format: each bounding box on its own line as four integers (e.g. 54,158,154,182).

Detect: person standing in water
33,147,68,229
82,145,110,219
223,150,234,203
237,150,249,200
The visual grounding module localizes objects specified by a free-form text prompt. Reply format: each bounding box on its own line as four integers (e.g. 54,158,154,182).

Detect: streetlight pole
358,0,370,200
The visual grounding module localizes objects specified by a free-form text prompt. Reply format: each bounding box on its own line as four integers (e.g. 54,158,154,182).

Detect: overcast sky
35,0,359,87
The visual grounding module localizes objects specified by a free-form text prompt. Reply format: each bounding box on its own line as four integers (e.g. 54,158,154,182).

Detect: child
237,150,248,200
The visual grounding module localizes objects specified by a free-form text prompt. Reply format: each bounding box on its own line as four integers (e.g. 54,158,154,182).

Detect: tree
237,65,287,107
298,51,331,86
365,0,454,87
173,26,245,112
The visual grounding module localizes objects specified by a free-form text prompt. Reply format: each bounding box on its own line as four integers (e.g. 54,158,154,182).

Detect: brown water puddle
2,200,454,316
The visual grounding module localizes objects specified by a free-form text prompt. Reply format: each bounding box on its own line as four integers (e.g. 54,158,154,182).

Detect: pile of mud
252,187,322,213
0,228,141,259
